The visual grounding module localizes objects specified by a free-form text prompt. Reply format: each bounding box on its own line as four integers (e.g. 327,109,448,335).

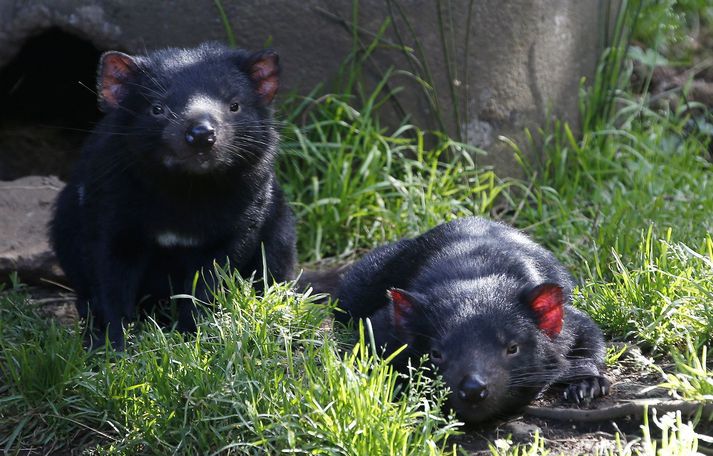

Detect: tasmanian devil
50,42,296,348
334,217,609,424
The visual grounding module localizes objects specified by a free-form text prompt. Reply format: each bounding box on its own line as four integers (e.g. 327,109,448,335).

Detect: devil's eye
430,349,443,363
229,102,240,112
151,104,164,116
506,343,519,355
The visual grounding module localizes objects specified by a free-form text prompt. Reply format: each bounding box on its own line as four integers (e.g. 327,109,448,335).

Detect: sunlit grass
658,340,713,403
278,86,506,262
0,269,458,454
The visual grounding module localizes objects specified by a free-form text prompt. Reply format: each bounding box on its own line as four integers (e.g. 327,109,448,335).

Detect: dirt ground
453,365,713,455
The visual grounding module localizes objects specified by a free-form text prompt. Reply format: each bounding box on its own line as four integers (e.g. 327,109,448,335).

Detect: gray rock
0,176,64,284
501,420,542,443
0,0,613,177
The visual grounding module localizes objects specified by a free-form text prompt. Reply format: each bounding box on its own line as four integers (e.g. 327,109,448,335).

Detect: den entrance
0,29,102,181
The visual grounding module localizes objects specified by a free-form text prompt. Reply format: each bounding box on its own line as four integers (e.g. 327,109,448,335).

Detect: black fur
335,217,608,424
50,42,296,348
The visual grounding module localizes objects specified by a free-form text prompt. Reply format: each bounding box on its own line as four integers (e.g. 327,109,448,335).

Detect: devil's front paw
563,376,610,404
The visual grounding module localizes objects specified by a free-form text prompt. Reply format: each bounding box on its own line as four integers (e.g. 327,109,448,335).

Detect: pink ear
245,49,280,104
98,51,138,112
527,283,565,338
387,288,414,330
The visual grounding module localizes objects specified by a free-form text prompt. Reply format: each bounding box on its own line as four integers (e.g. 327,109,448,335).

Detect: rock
501,420,542,443
0,176,64,285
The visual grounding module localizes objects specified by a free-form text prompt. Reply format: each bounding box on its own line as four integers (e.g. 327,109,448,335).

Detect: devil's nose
185,122,216,147
458,374,488,403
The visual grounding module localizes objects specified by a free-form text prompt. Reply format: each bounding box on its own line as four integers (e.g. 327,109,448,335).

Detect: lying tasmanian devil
334,217,609,424
50,43,296,348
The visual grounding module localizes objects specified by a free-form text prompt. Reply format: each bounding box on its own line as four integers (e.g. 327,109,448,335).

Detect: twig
28,296,75,305
39,278,75,292
524,399,713,423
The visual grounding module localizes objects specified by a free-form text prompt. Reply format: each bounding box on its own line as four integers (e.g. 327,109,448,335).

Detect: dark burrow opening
0,29,103,181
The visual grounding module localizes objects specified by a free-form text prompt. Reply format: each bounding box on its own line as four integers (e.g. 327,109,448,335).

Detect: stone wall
0,0,613,283
0,0,611,172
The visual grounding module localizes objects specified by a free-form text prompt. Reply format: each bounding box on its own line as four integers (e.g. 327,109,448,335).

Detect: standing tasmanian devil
334,217,609,424
50,42,296,348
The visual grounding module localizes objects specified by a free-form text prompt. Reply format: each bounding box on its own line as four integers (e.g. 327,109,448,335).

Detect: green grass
600,410,703,456
488,432,548,456
464,409,706,456
1,90,703,453
278,83,505,262
510,95,712,273
631,0,713,62
576,229,713,351
0,270,458,454
504,82,713,357
659,340,713,403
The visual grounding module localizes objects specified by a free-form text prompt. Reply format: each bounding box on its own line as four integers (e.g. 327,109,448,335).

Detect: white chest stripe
77,184,85,206
156,231,201,248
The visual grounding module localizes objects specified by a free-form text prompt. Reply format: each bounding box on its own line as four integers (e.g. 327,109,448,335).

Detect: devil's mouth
162,152,215,172
445,393,497,422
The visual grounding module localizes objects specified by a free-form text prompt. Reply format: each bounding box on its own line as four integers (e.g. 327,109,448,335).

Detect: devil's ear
386,288,423,332
97,51,139,112
525,283,565,339
242,49,280,104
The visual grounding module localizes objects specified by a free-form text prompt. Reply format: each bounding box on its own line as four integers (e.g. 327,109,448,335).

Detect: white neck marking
156,231,201,248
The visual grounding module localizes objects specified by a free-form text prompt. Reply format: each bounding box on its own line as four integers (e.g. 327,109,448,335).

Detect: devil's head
96,42,279,176
384,277,568,423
